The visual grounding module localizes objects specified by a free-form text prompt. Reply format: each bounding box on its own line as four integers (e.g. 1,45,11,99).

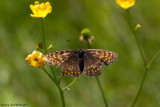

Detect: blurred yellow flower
25,50,46,68
30,1,52,18
116,0,135,10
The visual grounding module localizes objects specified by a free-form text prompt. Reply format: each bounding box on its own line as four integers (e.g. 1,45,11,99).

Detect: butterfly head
77,48,84,53
77,48,84,58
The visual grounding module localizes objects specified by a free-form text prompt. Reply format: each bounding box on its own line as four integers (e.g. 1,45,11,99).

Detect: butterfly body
45,48,117,77
77,48,84,72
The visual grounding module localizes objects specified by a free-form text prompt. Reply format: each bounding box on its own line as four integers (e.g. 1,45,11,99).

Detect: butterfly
45,48,118,77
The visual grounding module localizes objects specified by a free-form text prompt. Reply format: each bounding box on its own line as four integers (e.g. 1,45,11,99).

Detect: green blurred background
0,0,160,107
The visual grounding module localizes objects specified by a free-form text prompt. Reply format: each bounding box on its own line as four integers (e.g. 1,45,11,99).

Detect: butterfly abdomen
77,49,85,72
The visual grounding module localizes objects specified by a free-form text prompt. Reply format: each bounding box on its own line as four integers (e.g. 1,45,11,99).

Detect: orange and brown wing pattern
83,53,103,77
45,50,76,67
61,54,81,77
85,49,118,66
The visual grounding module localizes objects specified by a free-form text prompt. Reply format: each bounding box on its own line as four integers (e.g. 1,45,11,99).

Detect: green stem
125,10,160,107
126,10,146,66
63,77,78,91
87,42,108,107
41,18,46,52
96,77,109,107
50,66,58,82
132,31,146,66
130,49,160,106
56,83,65,107
59,89,65,107
146,50,160,69
131,33,160,106
131,32,146,107
49,66,66,107
87,42,91,49
42,68,57,87
42,68,65,107
125,10,147,106
131,68,148,107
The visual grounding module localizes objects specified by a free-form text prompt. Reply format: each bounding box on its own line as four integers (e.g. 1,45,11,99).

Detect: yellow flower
25,50,46,68
30,1,52,18
116,0,135,10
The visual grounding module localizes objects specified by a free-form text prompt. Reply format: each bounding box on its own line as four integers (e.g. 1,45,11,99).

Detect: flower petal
30,1,52,18
116,0,135,10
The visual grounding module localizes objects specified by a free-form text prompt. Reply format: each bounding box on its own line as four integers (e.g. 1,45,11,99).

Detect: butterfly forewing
45,50,76,67
85,49,118,66
83,53,103,77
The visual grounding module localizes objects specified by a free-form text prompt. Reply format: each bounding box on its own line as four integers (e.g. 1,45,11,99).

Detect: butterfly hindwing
85,49,118,66
45,50,76,67
83,52,103,77
61,53,81,77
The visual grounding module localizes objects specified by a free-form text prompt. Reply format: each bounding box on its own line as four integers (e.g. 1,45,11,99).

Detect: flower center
34,57,39,61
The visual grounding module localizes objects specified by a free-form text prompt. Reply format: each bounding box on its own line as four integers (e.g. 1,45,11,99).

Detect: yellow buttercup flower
25,50,46,68
30,1,52,18
116,0,135,10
